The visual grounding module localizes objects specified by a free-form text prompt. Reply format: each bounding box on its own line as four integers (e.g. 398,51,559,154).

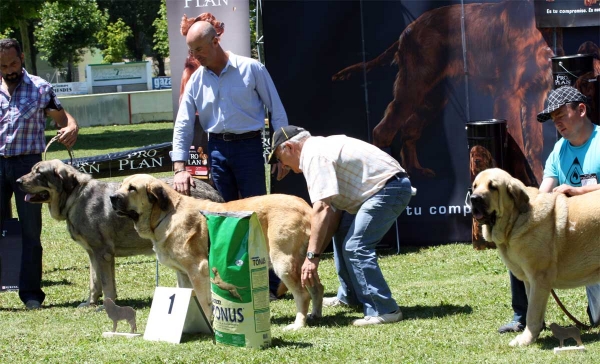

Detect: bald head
186,21,217,44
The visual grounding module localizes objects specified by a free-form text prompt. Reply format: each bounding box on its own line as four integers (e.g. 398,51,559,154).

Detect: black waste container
465,119,507,249
552,53,598,125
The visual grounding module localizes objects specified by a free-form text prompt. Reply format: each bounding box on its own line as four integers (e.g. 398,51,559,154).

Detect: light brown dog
470,168,600,346
549,323,583,348
104,298,137,333
109,174,323,330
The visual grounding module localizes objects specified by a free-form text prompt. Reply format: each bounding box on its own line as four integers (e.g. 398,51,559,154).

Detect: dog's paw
283,323,304,331
509,332,534,347
77,301,91,308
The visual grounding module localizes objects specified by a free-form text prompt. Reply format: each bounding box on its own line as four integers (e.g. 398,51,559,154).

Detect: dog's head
16,159,89,219
110,174,172,224
469,145,496,177
470,168,530,239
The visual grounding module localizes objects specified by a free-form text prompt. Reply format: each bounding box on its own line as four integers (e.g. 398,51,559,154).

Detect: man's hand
301,258,320,288
271,161,291,181
57,124,78,148
173,170,196,195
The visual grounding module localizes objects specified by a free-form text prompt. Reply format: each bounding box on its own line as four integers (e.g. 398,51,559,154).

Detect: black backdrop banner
263,0,599,245
534,0,600,28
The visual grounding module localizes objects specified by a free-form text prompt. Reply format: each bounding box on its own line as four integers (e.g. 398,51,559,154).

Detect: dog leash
44,134,74,164
551,289,592,330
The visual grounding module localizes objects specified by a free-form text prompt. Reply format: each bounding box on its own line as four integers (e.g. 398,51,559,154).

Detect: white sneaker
323,297,344,307
352,309,403,326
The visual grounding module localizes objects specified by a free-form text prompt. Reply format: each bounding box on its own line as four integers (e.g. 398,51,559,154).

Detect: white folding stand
144,287,213,344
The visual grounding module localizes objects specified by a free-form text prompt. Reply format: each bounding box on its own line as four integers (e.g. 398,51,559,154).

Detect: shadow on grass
41,278,72,287
45,128,173,153
536,329,600,349
271,303,472,328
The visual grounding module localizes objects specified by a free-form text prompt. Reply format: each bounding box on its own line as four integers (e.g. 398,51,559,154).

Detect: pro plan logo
567,157,584,186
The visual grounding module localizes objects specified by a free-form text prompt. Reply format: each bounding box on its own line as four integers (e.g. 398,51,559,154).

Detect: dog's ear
55,166,80,194
146,180,171,211
507,178,530,213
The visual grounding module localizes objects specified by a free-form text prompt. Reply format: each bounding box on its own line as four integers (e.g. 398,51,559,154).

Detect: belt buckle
222,133,235,142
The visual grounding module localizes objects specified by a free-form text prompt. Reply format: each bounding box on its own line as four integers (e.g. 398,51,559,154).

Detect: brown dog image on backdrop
332,0,551,183
574,41,600,125
470,168,600,346
469,145,497,249
103,298,137,334
110,174,323,331
469,145,496,182
16,160,223,307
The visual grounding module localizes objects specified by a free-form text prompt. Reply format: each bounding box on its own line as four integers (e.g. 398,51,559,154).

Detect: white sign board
144,287,213,344
53,82,88,95
86,62,152,90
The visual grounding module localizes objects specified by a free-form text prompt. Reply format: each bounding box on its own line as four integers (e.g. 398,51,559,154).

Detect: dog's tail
332,40,400,82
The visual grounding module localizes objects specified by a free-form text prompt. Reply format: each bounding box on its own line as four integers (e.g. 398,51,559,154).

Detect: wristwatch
306,251,321,260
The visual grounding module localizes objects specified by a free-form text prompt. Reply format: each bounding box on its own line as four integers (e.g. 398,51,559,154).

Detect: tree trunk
18,19,34,74
155,54,165,76
66,61,73,82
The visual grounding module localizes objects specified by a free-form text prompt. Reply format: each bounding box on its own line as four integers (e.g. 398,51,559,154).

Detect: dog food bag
205,211,271,349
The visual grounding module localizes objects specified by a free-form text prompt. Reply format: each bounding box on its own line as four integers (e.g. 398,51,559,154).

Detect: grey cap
537,86,588,123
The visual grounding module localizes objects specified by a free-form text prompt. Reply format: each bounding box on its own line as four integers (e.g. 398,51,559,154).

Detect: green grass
1,122,598,363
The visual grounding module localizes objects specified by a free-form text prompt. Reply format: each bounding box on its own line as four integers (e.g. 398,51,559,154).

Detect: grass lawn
1,122,598,363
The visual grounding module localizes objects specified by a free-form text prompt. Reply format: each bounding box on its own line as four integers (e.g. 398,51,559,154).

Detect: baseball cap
267,125,306,164
537,86,588,123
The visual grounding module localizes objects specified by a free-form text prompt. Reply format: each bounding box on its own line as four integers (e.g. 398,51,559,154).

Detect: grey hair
277,130,311,153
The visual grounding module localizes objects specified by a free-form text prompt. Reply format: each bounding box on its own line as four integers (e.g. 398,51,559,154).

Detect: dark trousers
207,135,282,294
509,271,528,324
0,154,45,304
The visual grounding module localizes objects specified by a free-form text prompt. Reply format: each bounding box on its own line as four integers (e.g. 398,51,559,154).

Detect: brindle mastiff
16,159,223,307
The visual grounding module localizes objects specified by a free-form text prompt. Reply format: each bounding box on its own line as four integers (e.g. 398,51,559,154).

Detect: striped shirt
0,69,62,156
300,135,404,214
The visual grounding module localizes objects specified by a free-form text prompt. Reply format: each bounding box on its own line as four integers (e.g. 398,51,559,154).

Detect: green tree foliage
96,0,161,61
152,0,169,61
0,0,45,73
97,18,133,63
34,0,106,82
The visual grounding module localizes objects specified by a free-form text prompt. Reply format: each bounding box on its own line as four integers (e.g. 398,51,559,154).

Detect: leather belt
385,171,409,185
209,130,261,141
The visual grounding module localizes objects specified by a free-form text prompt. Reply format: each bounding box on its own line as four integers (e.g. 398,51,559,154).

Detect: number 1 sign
144,287,214,344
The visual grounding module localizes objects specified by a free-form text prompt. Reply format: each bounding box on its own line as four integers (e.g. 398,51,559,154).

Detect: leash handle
44,134,74,164
551,289,592,331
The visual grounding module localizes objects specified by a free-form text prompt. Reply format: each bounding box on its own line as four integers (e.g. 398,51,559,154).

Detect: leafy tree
34,0,106,82
0,0,44,73
96,18,133,63
96,0,161,60
152,0,169,76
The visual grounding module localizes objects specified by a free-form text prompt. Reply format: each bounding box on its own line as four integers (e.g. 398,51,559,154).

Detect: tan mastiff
470,168,600,346
110,174,323,330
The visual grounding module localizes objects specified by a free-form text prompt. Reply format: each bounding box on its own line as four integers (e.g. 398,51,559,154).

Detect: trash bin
465,119,507,250
552,53,598,125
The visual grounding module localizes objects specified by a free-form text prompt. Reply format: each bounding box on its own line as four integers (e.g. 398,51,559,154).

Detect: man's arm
46,109,78,148
538,177,557,193
301,198,342,288
254,63,288,130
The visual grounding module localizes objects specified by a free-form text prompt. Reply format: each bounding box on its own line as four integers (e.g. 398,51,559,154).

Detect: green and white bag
205,211,271,349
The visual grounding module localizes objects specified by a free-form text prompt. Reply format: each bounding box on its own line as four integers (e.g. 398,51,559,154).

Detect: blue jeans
208,136,266,202
510,271,600,326
0,154,45,304
332,175,412,317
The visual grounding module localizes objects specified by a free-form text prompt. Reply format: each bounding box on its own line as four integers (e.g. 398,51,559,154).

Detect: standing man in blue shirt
171,19,288,201
171,19,288,299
